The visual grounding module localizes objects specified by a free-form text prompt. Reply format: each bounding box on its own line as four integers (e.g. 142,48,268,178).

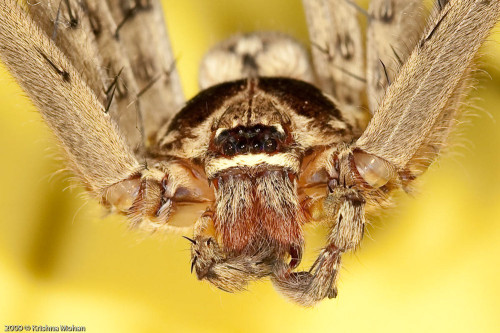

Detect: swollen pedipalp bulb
353,151,396,188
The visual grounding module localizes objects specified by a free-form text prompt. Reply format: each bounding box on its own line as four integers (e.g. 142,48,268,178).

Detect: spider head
195,80,309,262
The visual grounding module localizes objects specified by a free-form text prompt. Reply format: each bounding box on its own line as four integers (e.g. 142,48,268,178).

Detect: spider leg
0,1,212,233
279,0,500,302
272,165,366,306
187,211,277,292
366,0,426,113
27,0,106,104
104,0,184,151
358,0,500,187
27,0,185,153
302,0,368,131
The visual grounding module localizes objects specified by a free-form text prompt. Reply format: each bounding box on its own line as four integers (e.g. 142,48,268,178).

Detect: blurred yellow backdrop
0,1,499,332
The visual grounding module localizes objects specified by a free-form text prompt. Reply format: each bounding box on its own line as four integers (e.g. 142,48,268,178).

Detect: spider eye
254,124,264,134
264,139,277,153
353,150,396,188
251,139,264,153
223,142,236,156
236,138,248,153
214,129,230,145
214,124,286,156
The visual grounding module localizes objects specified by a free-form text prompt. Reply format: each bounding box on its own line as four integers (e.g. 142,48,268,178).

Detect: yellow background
1,0,499,332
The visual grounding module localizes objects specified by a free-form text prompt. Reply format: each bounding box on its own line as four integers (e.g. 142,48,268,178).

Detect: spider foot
185,233,277,292
271,246,341,307
103,169,174,231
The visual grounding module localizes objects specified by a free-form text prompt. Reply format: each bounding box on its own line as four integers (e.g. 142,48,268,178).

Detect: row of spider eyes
214,125,285,156
222,137,278,156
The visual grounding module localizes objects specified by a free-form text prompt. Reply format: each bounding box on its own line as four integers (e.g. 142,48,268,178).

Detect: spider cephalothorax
154,77,356,290
0,0,498,306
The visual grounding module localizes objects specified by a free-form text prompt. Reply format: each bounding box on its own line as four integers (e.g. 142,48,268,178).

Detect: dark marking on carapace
257,78,343,123
166,80,248,134
163,78,348,153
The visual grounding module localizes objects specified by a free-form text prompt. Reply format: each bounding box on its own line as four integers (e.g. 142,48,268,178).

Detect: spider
0,0,498,306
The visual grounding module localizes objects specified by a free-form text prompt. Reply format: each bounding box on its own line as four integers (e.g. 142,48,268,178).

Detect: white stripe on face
205,153,300,179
